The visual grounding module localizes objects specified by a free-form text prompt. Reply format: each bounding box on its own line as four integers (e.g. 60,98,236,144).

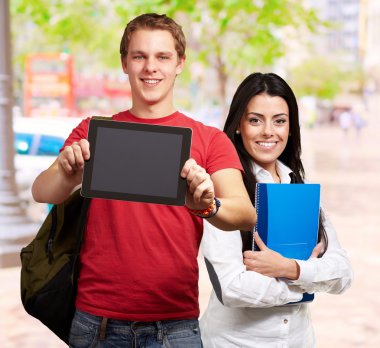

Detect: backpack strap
71,196,91,276
75,197,91,253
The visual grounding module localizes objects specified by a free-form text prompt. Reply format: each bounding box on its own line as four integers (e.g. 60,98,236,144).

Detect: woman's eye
274,119,287,125
249,118,261,124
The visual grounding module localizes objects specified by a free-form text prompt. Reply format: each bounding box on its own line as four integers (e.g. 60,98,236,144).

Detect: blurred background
1,0,379,347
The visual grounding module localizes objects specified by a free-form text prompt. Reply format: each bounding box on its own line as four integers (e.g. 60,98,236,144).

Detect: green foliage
10,0,325,109
289,57,345,100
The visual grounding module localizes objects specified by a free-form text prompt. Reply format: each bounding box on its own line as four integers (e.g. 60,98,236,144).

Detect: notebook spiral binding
253,183,260,251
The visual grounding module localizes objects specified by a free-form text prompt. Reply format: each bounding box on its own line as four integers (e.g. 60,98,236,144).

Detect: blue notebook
254,183,321,304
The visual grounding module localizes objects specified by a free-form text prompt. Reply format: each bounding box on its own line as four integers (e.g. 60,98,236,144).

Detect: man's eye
158,56,169,60
133,56,144,60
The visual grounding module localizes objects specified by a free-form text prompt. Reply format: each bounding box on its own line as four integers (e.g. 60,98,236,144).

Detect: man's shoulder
176,111,222,134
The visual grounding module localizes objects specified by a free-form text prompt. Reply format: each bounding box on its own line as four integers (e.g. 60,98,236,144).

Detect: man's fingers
181,158,197,178
186,164,206,186
72,143,85,168
60,158,73,173
59,140,90,175
188,171,210,194
60,146,75,172
78,139,90,160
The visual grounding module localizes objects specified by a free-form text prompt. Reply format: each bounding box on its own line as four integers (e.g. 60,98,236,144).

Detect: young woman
199,73,353,348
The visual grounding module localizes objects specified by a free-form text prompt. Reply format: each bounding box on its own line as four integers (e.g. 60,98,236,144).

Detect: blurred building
314,0,360,64
23,53,132,118
275,0,361,75
360,0,380,93
311,0,380,93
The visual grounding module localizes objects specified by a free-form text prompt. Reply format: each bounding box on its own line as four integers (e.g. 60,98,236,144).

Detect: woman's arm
288,210,353,294
201,221,303,308
244,209,353,295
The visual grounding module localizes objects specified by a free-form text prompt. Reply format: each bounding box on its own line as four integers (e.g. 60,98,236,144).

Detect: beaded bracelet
189,197,221,218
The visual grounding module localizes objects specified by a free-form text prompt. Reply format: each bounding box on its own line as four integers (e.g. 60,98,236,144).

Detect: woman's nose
262,121,274,136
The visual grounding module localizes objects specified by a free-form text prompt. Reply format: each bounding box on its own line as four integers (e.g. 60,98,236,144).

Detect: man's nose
144,57,157,73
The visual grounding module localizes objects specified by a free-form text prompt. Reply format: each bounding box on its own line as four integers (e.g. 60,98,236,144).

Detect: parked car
13,117,83,221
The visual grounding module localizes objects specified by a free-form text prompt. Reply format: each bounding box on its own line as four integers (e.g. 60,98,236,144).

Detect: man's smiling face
122,29,185,112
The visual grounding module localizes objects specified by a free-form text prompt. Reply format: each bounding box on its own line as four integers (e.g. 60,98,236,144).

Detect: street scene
1,110,379,347
1,1,380,347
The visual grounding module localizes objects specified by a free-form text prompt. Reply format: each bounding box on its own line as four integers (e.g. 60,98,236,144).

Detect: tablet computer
81,118,192,205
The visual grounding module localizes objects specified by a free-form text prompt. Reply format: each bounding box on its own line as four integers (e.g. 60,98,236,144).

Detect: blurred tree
114,0,323,116
290,57,344,100
11,0,323,116
11,0,122,70
343,64,366,95
290,57,365,100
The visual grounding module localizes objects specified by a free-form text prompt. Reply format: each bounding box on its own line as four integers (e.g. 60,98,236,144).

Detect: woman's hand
243,232,300,280
309,242,324,259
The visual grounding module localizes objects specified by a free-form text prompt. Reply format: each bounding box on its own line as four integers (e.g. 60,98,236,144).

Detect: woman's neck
257,162,280,183
273,169,281,183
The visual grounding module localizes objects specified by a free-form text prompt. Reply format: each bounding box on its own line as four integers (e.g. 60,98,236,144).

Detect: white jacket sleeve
289,210,353,294
201,221,303,308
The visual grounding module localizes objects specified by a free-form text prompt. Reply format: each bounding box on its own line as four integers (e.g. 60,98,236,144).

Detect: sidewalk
1,123,379,347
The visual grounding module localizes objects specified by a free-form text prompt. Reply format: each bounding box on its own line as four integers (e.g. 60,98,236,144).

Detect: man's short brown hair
120,13,186,60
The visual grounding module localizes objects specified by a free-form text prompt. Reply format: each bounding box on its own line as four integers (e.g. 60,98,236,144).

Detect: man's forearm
207,196,256,231
32,162,79,204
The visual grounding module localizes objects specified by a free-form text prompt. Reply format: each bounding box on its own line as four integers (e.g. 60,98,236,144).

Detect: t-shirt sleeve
60,117,91,152
206,130,243,175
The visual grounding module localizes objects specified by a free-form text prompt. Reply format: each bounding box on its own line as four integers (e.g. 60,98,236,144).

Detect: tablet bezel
81,118,192,206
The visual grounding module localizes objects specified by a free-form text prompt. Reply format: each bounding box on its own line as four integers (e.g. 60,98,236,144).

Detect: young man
32,13,256,347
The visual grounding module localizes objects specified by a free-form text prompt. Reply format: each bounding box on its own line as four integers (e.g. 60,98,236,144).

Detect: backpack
20,190,91,344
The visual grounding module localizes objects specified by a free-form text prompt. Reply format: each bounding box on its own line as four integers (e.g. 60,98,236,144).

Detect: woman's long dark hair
224,72,327,255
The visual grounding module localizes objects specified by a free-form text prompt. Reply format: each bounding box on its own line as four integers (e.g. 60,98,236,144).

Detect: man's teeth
258,142,276,147
144,79,160,84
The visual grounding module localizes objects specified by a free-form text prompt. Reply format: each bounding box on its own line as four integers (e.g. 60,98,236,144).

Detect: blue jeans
69,309,203,348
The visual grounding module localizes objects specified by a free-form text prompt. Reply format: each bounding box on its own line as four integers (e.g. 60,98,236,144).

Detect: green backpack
20,190,91,344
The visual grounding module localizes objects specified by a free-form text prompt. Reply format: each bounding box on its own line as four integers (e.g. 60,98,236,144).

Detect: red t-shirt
63,110,242,321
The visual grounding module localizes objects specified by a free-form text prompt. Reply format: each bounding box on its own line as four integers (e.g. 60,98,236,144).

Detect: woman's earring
235,129,240,134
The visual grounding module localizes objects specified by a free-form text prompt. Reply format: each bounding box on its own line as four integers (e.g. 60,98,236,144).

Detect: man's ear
176,55,186,75
121,56,128,74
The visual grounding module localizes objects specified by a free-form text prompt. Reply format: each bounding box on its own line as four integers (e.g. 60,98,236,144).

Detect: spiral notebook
254,183,321,304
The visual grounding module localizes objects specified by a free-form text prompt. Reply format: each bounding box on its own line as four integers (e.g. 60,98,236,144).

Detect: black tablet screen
92,127,182,197
81,119,192,205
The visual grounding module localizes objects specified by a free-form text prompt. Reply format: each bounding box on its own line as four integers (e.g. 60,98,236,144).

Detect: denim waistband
75,309,198,331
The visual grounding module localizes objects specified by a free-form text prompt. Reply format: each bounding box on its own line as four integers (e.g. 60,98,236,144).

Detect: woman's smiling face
238,93,290,173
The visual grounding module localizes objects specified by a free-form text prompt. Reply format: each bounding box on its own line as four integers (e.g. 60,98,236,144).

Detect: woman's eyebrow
246,112,289,117
246,112,264,117
273,113,289,117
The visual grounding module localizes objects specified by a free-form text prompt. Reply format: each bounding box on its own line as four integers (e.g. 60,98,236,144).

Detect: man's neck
129,103,177,119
